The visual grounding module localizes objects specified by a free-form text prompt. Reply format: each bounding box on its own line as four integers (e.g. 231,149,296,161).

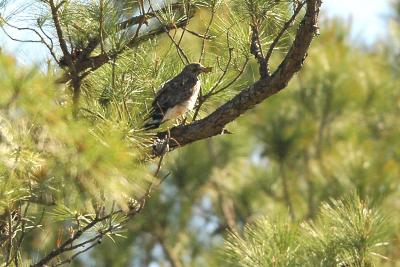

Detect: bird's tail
143,113,164,130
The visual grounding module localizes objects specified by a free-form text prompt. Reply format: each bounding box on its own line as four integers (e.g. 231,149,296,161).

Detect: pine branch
30,214,113,267
59,2,189,71
52,240,100,267
55,1,197,84
57,16,194,84
30,150,171,267
154,0,322,156
48,0,71,68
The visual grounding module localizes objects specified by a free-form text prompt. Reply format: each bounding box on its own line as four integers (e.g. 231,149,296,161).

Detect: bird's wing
143,73,198,130
152,73,198,114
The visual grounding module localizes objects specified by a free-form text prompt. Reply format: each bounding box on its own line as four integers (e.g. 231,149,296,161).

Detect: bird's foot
181,116,188,125
174,116,187,127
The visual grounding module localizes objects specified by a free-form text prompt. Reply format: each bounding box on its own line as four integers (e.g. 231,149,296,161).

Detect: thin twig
147,0,190,64
37,23,54,49
199,2,217,63
53,239,100,267
0,28,41,43
166,27,189,64
48,0,71,68
55,0,67,11
192,40,248,121
5,210,13,264
99,0,105,53
265,1,305,70
1,20,59,63
250,22,268,78
209,58,249,96
206,32,234,95
54,243,99,266
192,31,233,121
5,203,30,267
30,212,116,267
145,129,171,197
176,2,190,50
117,2,184,30
183,27,212,39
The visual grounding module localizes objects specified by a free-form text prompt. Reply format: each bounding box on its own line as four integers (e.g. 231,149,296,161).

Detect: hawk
144,63,212,130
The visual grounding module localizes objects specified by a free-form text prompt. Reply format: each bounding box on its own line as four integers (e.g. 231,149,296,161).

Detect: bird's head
183,63,212,76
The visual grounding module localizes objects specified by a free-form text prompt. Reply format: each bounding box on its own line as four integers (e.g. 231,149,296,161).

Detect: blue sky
324,0,391,44
0,0,392,65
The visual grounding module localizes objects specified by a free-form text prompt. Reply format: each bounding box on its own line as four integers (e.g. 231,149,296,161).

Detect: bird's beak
201,66,213,73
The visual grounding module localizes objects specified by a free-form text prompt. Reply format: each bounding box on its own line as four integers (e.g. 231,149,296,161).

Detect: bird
143,63,212,130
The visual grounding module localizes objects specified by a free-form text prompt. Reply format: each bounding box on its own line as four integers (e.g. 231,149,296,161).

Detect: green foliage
0,56,150,207
0,53,150,264
304,195,390,267
86,19,398,267
224,194,391,267
0,0,399,266
225,216,301,267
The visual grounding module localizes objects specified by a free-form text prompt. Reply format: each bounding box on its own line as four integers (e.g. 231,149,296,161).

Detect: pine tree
1,1,399,267
0,0,323,266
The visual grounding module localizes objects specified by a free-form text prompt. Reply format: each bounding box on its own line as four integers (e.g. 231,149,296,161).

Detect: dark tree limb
55,1,197,84
56,17,194,84
155,0,322,156
48,0,83,116
250,24,268,78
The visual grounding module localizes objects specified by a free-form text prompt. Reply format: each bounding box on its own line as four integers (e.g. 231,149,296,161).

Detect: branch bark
56,17,193,84
155,0,321,156
48,0,82,115
53,1,196,84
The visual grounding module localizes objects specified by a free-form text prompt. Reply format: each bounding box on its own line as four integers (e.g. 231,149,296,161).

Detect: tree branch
55,1,196,83
56,17,194,84
30,155,171,267
265,1,305,67
48,0,83,116
154,0,322,156
30,214,112,267
48,0,71,68
250,24,268,78
53,240,100,267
